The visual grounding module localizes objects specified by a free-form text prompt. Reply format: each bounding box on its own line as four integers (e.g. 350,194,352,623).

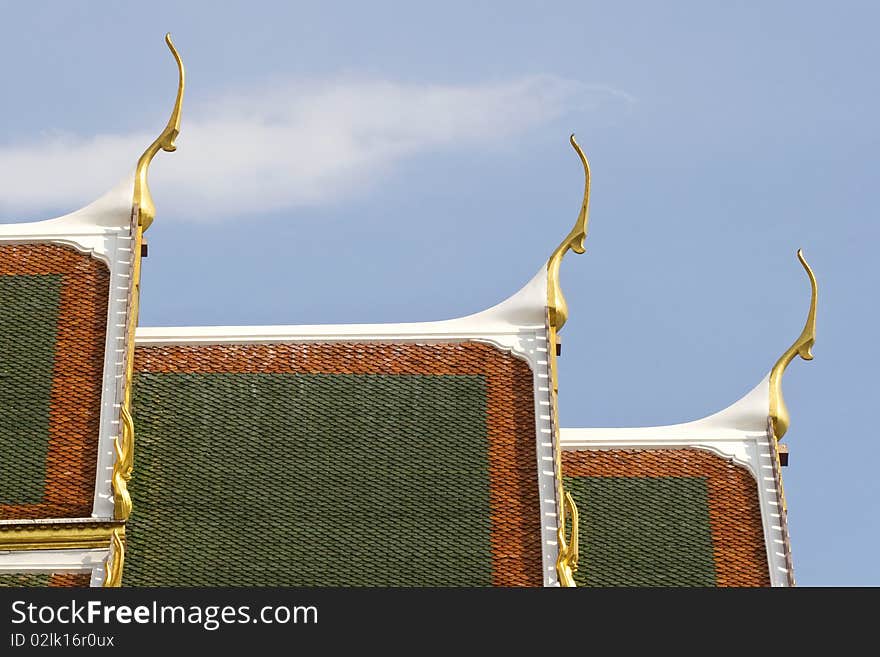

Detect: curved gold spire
133,33,185,231
547,134,591,586
769,249,818,440
112,34,184,528
547,134,591,332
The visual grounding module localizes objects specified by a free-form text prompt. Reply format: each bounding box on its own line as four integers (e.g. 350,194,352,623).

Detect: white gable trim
0,548,107,588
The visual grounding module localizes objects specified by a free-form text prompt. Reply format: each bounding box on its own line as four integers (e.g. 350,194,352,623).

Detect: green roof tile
0,573,52,587
564,476,716,587
0,274,62,504
127,372,494,586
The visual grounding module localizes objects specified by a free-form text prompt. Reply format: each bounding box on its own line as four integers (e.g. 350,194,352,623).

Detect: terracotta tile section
49,573,92,587
562,449,770,587
0,244,110,519
135,342,544,586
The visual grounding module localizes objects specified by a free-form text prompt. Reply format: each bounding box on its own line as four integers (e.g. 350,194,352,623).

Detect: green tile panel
564,476,717,587
0,274,62,504
0,573,52,587
127,372,493,586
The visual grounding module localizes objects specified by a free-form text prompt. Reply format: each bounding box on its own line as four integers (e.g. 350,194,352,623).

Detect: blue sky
1,1,877,585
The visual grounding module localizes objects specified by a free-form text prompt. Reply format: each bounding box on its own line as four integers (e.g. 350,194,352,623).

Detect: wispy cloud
0,76,631,220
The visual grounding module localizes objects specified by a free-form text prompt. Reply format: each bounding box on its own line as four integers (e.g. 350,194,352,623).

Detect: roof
0,243,110,519
0,35,814,588
126,342,545,586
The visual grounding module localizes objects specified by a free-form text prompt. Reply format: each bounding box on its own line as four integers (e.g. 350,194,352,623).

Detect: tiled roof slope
0,174,140,586
562,449,769,587
561,373,798,587
126,342,544,586
0,244,110,519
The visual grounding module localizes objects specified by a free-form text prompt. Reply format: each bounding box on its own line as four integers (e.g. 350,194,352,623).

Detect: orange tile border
0,244,109,519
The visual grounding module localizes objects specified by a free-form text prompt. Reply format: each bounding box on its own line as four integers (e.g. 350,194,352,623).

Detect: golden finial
112,407,134,520
111,34,183,528
547,134,590,587
556,491,579,587
547,134,591,331
102,528,125,587
133,33,185,231
769,249,818,440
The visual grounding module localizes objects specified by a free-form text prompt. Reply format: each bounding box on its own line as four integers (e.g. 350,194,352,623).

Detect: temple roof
0,36,814,588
